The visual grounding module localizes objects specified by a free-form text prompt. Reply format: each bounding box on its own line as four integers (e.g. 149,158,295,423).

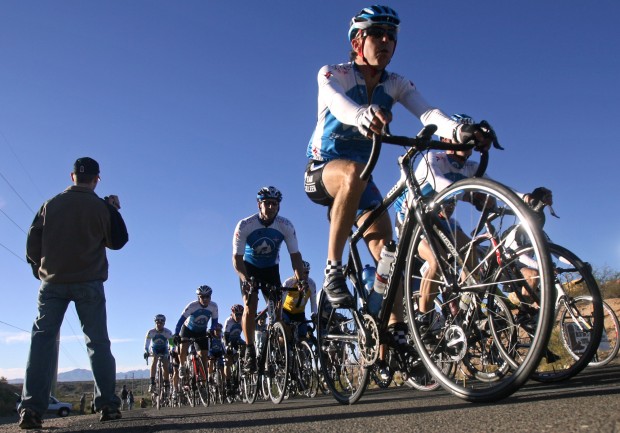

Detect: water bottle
373,240,397,296
362,265,381,316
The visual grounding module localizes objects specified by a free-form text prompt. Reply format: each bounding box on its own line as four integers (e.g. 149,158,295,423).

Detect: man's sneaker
99,406,122,422
322,274,354,307
245,346,257,373
18,408,42,430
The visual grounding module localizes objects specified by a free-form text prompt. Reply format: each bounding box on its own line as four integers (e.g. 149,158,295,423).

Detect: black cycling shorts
239,262,281,298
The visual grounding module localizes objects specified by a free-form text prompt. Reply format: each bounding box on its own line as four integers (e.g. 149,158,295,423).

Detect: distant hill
8,368,149,384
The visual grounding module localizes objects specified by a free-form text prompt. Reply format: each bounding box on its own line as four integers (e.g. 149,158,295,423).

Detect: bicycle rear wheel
298,340,318,397
195,358,210,407
531,244,604,382
316,291,370,404
589,300,620,367
404,177,554,402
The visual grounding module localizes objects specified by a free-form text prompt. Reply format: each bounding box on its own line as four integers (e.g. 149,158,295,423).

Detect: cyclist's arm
317,65,370,127
395,75,461,140
309,279,318,316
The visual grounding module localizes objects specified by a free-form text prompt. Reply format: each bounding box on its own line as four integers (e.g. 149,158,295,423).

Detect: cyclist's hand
173,334,181,346
458,121,500,151
356,104,390,138
143,351,149,360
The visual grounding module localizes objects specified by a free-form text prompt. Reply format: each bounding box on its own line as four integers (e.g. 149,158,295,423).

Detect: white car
15,395,72,417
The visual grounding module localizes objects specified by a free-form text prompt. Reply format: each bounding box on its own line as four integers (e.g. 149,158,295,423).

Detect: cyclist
143,314,173,394
303,5,493,336
173,285,219,380
282,260,317,341
232,186,308,372
223,304,245,392
168,343,180,401
207,323,225,380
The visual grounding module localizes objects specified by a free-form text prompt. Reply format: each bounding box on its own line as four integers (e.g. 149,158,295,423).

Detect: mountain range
8,368,150,384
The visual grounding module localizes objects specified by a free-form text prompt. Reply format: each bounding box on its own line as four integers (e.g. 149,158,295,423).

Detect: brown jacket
26,185,128,283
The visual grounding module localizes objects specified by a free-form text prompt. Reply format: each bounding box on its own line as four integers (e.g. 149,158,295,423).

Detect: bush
593,266,620,299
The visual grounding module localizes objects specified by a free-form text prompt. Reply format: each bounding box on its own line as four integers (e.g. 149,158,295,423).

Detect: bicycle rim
404,177,554,402
316,291,369,404
299,341,318,397
531,244,604,382
589,300,620,367
267,322,289,404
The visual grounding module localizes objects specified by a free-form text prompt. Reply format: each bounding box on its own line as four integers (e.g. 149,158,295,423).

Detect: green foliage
593,266,620,299
0,381,20,416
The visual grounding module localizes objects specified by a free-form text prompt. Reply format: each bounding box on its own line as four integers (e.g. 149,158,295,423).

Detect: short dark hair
74,173,98,184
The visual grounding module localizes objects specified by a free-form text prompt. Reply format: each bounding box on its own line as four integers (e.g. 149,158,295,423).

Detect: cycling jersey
282,277,317,316
307,62,461,163
395,152,483,225
209,335,224,356
223,316,244,346
144,327,173,356
232,214,299,268
174,300,219,335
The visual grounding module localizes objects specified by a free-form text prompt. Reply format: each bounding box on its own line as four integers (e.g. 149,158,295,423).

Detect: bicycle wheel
266,321,289,404
298,341,318,397
530,244,604,382
404,177,554,402
316,291,370,404
589,300,620,367
194,358,210,407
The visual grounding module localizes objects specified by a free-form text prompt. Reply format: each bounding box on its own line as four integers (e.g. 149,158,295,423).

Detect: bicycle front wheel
531,244,604,382
404,177,554,402
316,291,370,404
266,321,289,404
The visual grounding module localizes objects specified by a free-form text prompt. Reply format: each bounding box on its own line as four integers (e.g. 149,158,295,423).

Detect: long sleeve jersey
175,300,219,334
307,62,461,164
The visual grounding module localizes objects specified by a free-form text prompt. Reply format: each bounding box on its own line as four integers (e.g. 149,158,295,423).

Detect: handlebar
361,124,489,181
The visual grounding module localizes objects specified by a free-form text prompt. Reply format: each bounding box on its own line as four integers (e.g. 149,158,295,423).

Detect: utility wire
0,241,26,263
0,170,36,215
0,208,27,234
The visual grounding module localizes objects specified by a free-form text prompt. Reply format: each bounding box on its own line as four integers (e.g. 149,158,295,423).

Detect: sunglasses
364,27,397,42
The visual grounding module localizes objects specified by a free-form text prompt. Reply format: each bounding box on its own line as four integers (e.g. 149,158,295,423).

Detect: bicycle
316,125,555,404
146,353,169,410
285,320,318,398
241,281,296,404
223,341,246,403
180,336,210,407
590,299,620,367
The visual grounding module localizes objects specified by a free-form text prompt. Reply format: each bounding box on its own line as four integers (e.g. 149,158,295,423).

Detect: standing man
120,385,128,410
232,186,307,372
18,157,128,429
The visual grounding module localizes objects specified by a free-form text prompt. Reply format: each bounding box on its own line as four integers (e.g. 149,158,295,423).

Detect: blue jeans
19,280,121,416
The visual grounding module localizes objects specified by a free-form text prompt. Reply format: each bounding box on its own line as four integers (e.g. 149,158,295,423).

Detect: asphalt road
2,363,619,433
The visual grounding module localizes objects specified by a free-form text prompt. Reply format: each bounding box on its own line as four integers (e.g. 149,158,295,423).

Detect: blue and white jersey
307,62,460,163
175,300,219,334
223,316,244,345
144,327,173,353
232,214,299,268
395,152,483,226
209,335,224,354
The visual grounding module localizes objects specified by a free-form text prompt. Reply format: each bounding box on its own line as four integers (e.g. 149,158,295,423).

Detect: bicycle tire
298,340,318,397
404,177,554,402
530,243,604,382
589,299,620,367
266,321,289,404
316,291,370,404
194,357,209,407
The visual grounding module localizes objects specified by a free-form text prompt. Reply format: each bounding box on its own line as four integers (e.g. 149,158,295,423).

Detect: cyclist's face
353,25,396,67
233,312,242,322
155,320,165,330
198,295,211,306
258,199,279,220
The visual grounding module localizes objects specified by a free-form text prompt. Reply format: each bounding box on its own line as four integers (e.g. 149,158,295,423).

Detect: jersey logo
252,238,275,255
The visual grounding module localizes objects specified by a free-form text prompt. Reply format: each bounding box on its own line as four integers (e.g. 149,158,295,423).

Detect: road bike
241,281,296,404
146,354,169,409
285,320,318,398
180,336,210,407
316,126,555,404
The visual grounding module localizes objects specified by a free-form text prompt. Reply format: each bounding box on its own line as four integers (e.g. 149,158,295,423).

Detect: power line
0,170,36,215
0,240,26,263
0,208,27,234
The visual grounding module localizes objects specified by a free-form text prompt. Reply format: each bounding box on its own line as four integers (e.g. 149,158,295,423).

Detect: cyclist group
145,1,553,408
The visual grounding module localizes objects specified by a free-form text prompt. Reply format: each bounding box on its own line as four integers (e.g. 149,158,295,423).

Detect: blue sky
1,1,619,380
